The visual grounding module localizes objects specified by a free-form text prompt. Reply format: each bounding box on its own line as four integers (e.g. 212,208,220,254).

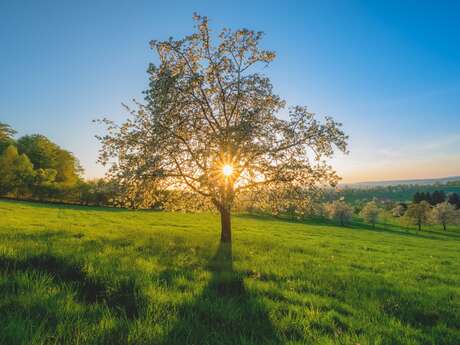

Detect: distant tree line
336,182,460,204
0,122,117,206
413,190,460,209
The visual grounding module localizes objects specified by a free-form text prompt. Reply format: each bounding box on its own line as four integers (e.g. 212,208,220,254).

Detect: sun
222,164,233,177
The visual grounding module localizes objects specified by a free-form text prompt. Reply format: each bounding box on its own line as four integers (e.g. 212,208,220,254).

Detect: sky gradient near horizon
1,0,459,183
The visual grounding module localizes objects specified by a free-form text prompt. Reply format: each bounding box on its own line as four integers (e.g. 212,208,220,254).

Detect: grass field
0,200,459,345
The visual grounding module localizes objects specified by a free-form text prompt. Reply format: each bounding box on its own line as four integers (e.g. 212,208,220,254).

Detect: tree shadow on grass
352,221,460,242
0,253,145,319
421,228,460,240
0,198,127,213
236,213,457,242
161,242,281,345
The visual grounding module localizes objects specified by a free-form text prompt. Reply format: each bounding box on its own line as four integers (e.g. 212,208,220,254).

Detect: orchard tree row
324,199,460,232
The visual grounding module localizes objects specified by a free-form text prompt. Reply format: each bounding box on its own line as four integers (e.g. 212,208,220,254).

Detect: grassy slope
0,200,459,345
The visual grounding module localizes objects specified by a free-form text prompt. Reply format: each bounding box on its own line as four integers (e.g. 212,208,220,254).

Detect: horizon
1,1,459,184
341,175,460,186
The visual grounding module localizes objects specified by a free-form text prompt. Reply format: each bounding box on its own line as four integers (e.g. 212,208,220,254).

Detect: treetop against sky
1,1,459,183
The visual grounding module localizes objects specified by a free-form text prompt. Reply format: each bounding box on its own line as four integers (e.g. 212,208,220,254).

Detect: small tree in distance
360,201,380,228
325,200,353,226
405,201,431,231
391,203,406,217
431,201,456,231
97,14,348,243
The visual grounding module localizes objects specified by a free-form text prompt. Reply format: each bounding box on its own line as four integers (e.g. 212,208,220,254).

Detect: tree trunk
418,222,421,231
443,223,446,231
220,205,231,243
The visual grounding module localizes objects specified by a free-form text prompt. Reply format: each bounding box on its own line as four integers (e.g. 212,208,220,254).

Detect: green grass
0,200,460,345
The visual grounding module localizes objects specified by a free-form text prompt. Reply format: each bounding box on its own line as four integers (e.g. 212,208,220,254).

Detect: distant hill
344,176,460,189
333,176,460,204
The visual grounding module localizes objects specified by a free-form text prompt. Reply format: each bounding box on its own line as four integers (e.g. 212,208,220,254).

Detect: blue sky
1,0,459,183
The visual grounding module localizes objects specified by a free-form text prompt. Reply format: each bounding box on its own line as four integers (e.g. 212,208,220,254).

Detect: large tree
97,15,348,243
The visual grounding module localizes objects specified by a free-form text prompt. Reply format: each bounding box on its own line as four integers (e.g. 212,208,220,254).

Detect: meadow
0,200,459,345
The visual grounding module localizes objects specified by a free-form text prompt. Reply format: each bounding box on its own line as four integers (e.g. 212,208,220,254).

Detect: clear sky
1,0,459,183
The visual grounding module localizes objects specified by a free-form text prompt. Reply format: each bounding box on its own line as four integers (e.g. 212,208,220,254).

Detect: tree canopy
0,122,17,154
0,145,35,196
97,14,348,242
17,134,81,185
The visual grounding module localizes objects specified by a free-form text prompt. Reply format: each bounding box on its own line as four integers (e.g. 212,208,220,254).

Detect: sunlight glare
222,164,233,177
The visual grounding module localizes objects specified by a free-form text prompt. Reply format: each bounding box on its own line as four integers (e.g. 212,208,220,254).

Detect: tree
31,168,58,200
360,201,379,228
422,192,432,204
431,201,456,231
17,135,58,169
325,201,353,226
413,192,422,204
405,201,431,231
97,15,348,243
0,145,35,197
392,203,406,217
17,134,81,185
0,122,16,141
0,145,18,195
431,190,446,205
448,193,460,209
54,149,81,185
13,154,36,197
0,122,16,154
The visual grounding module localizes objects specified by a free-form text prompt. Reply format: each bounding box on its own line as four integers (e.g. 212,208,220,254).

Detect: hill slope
0,200,459,344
